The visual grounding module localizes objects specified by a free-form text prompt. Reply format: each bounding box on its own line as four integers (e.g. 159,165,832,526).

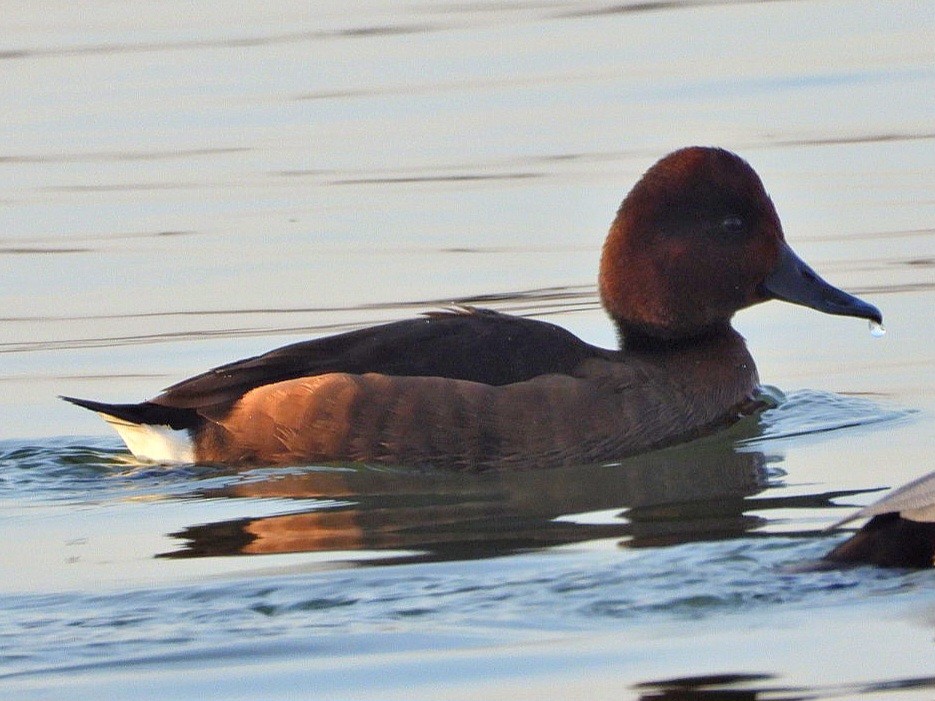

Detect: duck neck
617,320,737,352
615,320,761,414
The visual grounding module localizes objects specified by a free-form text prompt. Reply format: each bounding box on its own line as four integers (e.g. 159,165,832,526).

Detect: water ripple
1,537,931,682
746,389,916,446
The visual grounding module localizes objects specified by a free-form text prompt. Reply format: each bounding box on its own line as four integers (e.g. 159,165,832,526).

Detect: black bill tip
762,242,882,325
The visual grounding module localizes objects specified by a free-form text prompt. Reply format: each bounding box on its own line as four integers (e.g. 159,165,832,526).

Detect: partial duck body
826,471,935,568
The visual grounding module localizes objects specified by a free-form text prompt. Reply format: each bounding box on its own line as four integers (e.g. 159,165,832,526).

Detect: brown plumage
825,470,935,568
63,147,882,469
190,328,756,468
826,514,935,568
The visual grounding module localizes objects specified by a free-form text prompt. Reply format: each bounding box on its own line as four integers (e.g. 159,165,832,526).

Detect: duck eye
721,216,745,234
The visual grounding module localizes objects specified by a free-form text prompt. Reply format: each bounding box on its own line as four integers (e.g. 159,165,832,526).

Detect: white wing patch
98,412,195,464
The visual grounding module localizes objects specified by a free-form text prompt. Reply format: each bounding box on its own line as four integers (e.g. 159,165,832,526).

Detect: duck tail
60,396,198,464
61,396,193,428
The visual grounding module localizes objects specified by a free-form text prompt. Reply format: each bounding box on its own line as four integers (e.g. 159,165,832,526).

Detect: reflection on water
153,399,891,564
634,673,781,701
160,429,772,562
0,391,903,572
634,672,935,701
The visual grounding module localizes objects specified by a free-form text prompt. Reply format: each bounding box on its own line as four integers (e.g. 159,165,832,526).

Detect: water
3,1,935,699
0,395,929,698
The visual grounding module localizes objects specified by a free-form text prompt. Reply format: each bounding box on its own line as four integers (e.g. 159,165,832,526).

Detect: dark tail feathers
61,396,198,430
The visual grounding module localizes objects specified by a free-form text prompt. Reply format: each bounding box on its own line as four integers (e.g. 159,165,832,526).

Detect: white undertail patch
98,413,195,464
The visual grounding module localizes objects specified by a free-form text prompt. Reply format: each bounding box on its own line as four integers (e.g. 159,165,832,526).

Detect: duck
825,471,935,568
63,146,882,470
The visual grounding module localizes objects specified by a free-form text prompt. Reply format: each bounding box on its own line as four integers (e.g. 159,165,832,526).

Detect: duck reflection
157,418,870,563
634,673,777,701
633,672,935,700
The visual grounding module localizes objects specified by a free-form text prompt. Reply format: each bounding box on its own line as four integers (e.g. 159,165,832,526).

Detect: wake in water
742,388,914,446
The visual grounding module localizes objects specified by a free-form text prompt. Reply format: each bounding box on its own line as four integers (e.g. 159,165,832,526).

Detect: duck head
599,146,882,344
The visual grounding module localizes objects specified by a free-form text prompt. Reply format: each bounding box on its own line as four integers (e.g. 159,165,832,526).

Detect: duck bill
761,241,882,324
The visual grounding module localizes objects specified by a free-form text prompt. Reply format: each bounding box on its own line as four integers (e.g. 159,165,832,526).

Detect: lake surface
2,1,934,698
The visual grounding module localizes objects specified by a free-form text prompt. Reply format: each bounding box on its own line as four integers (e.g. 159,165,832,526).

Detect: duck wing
151,308,610,411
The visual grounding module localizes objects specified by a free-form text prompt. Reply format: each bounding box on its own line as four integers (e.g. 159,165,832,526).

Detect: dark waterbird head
599,146,882,341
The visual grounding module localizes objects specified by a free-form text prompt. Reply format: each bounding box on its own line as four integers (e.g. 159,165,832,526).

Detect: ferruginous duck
64,147,882,469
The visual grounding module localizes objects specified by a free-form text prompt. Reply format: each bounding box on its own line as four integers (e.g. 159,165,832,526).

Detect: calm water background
2,1,934,699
